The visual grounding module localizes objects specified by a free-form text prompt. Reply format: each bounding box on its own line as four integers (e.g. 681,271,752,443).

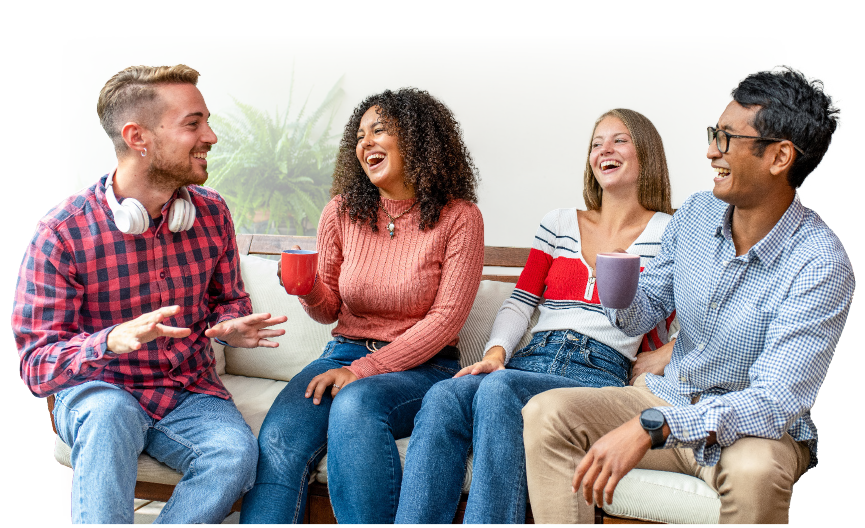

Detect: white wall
59,37,788,246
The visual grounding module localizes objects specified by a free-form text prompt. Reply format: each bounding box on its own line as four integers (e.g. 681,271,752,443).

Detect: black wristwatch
640,408,666,449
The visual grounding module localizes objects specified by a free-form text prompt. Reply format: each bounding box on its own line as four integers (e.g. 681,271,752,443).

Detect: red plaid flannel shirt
12,174,252,420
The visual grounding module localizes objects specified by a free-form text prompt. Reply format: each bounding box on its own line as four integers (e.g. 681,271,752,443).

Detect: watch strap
647,426,665,449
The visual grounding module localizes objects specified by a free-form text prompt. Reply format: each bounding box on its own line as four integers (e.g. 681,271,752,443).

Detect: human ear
768,141,796,177
120,122,148,156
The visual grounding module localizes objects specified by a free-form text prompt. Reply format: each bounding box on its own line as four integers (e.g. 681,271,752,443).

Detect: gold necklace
380,200,417,239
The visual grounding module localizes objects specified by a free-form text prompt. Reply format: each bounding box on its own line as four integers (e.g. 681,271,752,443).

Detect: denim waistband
335,336,460,360
532,330,631,371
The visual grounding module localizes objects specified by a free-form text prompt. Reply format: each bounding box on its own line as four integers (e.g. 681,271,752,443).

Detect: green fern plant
207,76,344,235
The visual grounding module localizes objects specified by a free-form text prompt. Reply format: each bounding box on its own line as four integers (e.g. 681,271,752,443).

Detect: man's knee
522,390,570,450
201,426,259,491
716,436,799,490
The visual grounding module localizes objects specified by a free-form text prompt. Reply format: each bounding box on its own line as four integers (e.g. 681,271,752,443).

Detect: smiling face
708,101,776,208
589,116,639,193
145,83,217,189
355,106,410,199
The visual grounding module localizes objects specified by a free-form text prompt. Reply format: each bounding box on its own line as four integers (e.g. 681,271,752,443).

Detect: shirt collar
714,193,805,266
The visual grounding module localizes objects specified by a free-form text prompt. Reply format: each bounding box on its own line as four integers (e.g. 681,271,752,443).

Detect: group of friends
12,64,855,524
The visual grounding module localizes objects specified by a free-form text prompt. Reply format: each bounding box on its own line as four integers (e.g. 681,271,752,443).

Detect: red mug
281,250,318,295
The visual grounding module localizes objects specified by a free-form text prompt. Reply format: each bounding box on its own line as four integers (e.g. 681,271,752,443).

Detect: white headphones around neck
105,170,196,235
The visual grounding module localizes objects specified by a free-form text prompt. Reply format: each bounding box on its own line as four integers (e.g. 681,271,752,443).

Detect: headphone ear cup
123,198,149,235
168,199,184,232
168,196,196,232
183,197,196,230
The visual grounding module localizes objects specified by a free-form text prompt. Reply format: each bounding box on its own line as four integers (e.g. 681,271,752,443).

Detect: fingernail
305,392,310,398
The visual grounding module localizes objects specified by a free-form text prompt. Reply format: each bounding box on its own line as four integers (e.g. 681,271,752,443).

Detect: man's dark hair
732,67,839,188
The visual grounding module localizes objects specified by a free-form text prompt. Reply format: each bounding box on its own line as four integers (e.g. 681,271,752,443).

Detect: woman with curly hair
239,88,484,524
395,109,676,524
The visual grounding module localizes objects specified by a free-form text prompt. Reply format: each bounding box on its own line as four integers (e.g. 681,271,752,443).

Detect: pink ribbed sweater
299,196,484,379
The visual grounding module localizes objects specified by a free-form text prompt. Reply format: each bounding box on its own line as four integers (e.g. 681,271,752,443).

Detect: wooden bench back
235,234,528,283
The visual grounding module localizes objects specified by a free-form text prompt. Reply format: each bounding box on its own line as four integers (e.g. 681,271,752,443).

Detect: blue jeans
52,381,258,524
396,330,630,523
239,337,460,524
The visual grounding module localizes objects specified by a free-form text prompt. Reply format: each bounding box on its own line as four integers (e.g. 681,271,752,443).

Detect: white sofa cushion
223,255,336,381
603,468,720,523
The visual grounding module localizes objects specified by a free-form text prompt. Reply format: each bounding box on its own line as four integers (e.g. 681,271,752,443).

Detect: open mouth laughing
714,166,731,179
366,152,385,169
600,159,622,172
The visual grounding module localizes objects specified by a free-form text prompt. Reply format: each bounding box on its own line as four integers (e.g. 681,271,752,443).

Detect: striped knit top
485,208,673,363
299,196,484,379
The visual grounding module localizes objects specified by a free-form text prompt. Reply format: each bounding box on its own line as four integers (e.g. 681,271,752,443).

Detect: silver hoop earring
141,148,147,157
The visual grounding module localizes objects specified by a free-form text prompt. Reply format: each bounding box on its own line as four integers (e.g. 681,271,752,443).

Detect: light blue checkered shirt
609,191,855,468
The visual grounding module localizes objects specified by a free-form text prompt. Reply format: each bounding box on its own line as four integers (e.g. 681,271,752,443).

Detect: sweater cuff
297,274,326,306
346,358,380,380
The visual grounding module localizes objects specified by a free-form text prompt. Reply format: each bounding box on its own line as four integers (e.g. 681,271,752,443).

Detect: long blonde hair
97,64,201,154
582,109,672,214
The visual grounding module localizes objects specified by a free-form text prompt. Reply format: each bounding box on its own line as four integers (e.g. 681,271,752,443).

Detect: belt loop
579,333,589,351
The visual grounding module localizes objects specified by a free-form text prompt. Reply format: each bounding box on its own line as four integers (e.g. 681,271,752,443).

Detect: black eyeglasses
707,127,805,155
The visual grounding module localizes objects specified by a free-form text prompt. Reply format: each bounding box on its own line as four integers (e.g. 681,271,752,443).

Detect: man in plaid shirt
12,65,287,524
523,68,855,523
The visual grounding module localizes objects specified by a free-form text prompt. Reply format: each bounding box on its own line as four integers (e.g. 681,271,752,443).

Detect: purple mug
595,253,641,309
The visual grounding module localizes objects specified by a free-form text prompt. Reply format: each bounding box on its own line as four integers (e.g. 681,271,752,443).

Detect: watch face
641,409,665,430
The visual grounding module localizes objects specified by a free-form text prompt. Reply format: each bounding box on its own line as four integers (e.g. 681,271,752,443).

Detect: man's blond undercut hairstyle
583,108,672,214
97,64,200,154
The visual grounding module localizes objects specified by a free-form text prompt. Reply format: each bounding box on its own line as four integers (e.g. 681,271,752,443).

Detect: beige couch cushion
212,339,226,376
457,280,539,367
53,374,288,486
224,254,336,381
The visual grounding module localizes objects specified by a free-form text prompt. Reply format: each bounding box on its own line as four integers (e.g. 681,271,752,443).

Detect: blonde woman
396,109,676,524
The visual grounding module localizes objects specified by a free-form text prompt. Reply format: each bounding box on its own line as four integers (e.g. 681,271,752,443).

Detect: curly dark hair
732,67,839,188
331,88,479,232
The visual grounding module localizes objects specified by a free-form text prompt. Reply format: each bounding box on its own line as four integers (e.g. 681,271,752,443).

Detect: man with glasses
523,68,855,523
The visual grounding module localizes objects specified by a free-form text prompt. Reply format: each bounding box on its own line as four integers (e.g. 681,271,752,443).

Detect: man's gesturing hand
107,305,192,354
572,416,653,508
205,313,288,348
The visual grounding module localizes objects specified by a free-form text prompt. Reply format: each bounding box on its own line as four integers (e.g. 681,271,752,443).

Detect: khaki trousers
522,375,811,524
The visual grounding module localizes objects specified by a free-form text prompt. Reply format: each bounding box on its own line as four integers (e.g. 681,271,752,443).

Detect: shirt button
696,343,705,351
683,429,689,437
710,302,718,309
680,376,687,382
157,233,162,239
166,342,173,351
160,271,166,279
